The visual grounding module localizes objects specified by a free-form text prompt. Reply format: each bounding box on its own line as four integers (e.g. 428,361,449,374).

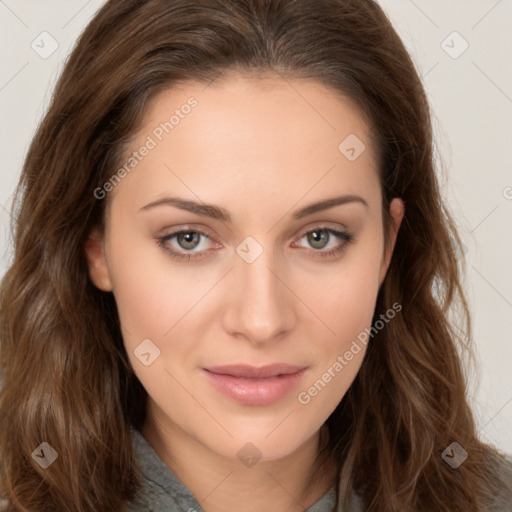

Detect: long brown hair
0,0,509,510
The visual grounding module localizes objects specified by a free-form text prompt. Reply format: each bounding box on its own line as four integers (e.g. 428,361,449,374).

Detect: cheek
296,271,380,414
299,238,383,405
105,223,183,344
323,272,378,317
317,259,382,343
110,265,171,340
106,223,218,385
106,239,198,401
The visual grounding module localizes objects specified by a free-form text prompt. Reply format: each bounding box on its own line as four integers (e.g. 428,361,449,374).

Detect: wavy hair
0,0,509,510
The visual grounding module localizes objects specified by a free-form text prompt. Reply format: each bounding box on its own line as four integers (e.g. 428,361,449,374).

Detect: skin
85,74,404,512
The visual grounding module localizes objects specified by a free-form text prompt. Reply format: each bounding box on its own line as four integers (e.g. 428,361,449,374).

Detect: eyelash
157,226,355,262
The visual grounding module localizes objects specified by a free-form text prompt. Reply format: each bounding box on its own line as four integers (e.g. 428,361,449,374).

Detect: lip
203,364,307,405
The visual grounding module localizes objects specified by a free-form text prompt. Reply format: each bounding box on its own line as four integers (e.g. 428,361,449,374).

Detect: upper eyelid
160,225,215,239
161,219,348,236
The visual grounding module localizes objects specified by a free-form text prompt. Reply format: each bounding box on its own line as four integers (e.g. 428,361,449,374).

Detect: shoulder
482,452,512,511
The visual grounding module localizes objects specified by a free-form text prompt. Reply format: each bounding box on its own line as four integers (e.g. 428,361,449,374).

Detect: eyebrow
139,194,368,221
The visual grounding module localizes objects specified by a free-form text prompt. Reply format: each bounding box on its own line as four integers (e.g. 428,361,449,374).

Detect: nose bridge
225,238,295,343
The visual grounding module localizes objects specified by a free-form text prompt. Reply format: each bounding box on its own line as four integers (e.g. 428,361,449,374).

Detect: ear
84,227,113,292
378,198,405,287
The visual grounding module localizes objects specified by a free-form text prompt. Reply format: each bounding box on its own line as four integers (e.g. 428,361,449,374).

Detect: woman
0,0,510,511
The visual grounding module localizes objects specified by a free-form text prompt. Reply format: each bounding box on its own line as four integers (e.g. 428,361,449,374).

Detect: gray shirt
0,429,509,511
126,427,357,512
127,427,511,512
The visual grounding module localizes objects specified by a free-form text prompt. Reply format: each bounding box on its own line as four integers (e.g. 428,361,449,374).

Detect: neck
141,406,336,512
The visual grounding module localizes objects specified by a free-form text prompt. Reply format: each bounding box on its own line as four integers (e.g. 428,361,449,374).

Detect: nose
222,244,297,345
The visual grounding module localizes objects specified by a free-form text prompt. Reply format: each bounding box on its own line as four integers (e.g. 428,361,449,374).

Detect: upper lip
204,364,306,379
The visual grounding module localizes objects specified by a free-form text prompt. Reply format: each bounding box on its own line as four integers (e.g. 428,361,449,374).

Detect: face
85,74,404,462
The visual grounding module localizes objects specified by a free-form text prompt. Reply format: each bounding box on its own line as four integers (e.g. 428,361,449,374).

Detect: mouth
202,364,307,405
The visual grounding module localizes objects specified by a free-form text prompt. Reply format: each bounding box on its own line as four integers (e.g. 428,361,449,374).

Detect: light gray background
1,1,511,454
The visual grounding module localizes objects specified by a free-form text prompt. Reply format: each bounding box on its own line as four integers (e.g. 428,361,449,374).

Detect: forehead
139,73,375,155
109,74,381,215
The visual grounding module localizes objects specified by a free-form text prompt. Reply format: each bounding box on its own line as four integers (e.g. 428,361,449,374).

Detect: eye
292,227,355,259
157,226,355,262
157,228,218,262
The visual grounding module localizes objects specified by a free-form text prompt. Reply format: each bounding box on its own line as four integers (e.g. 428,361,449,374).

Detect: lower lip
203,369,306,405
